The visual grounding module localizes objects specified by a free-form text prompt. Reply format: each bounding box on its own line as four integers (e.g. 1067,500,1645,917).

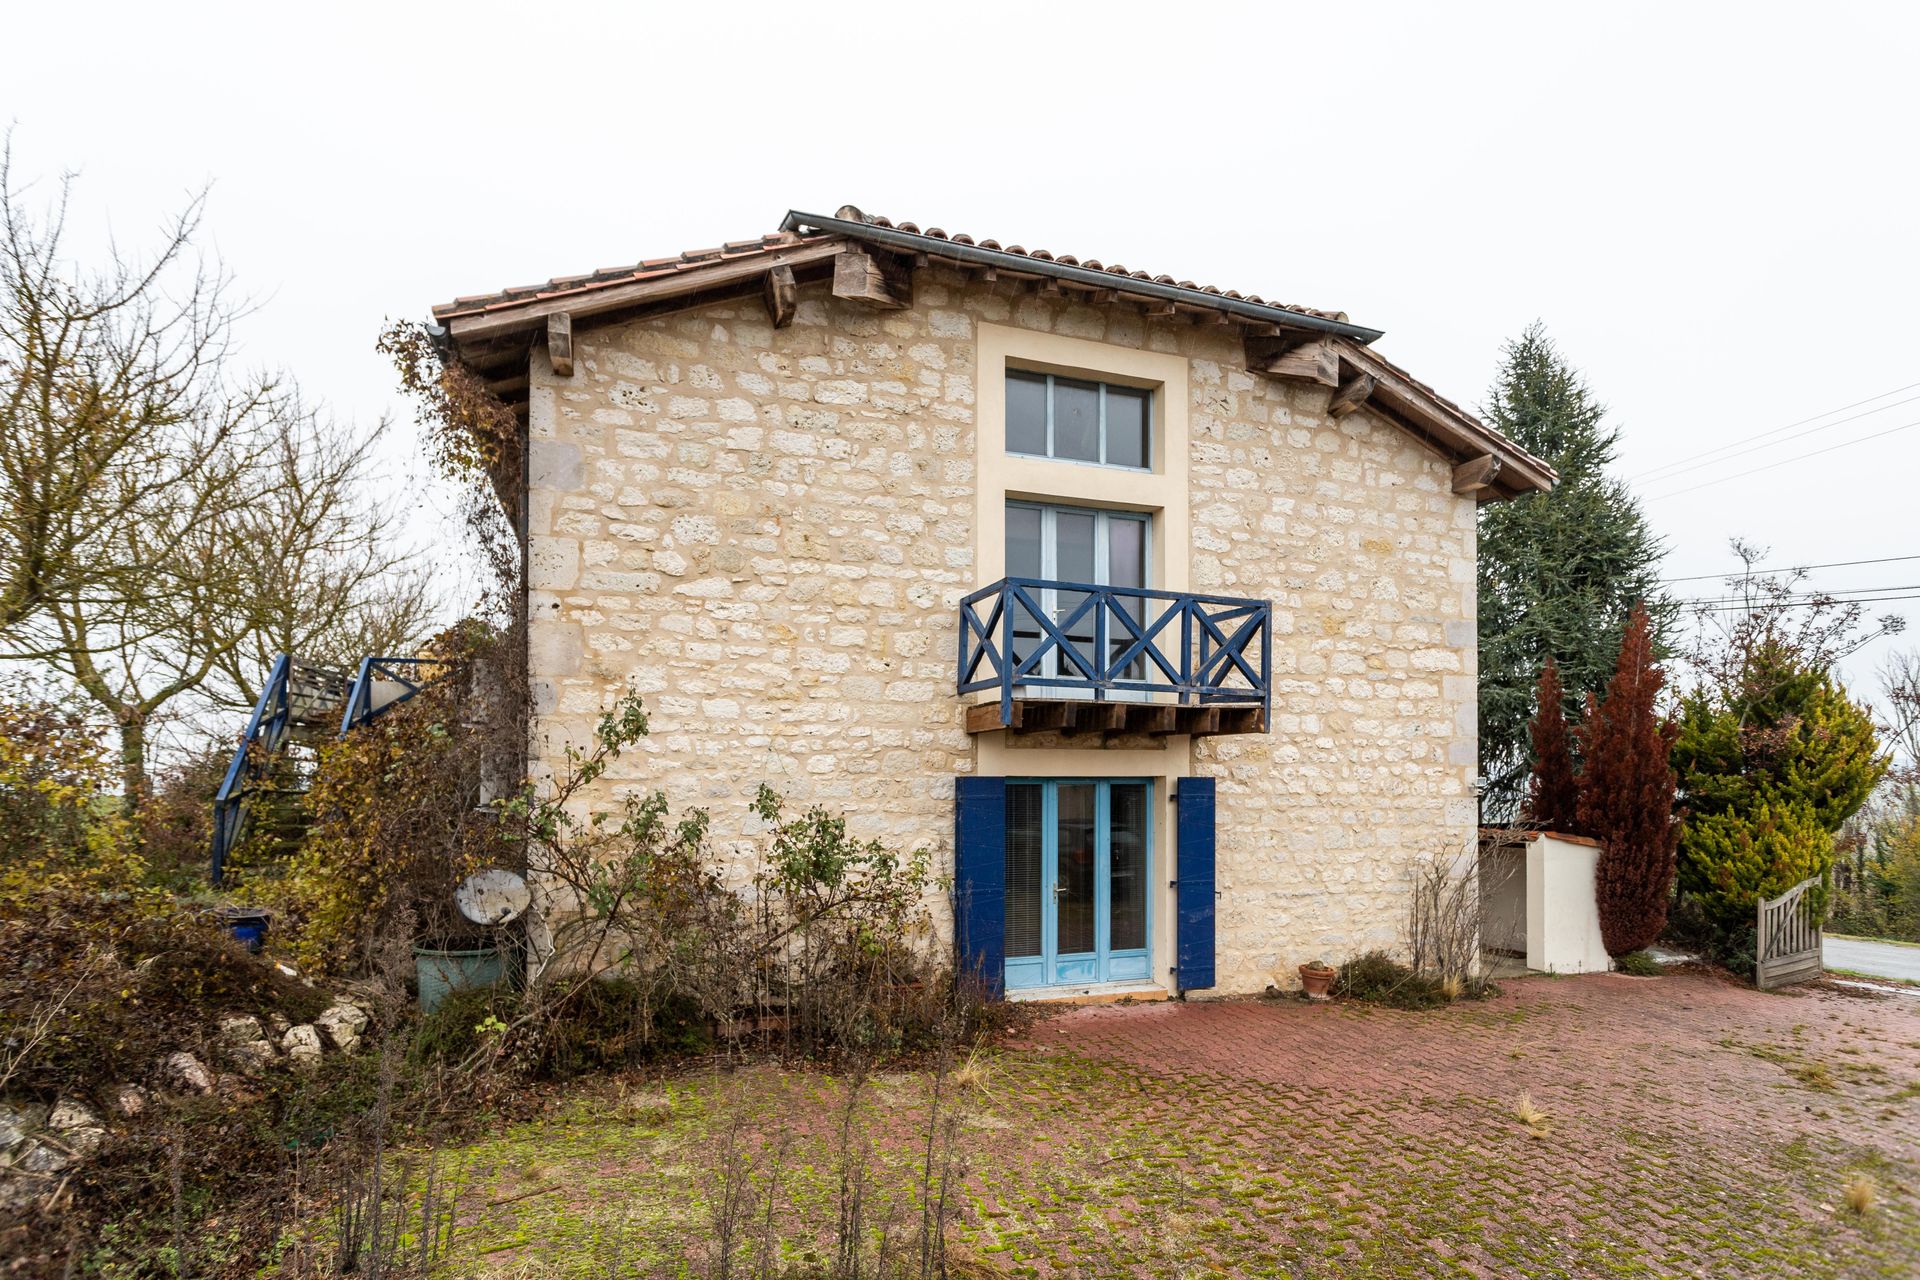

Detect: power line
1635,393,1920,485
1659,554,1920,584
1677,580,1920,602
1631,379,1920,482
1679,587,1920,609
1681,592,1920,615
1646,417,1920,501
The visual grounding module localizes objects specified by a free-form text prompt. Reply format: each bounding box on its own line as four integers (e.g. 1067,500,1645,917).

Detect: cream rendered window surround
973,323,1193,781
972,325,1194,998
973,323,1190,600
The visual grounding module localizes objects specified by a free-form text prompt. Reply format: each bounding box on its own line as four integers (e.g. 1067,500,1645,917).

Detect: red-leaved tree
1524,657,1581,833
1576,601,1681,956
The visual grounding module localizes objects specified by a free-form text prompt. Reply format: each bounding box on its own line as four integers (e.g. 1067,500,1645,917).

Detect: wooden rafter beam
1452,453,1503,496
547,313,573,378
762,263,796,328
1327,372,1376,419
1245,334,1339,387
832,244,912,309
444,239,844,342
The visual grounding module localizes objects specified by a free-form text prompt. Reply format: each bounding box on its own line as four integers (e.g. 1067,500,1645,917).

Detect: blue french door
1004,779,1151,989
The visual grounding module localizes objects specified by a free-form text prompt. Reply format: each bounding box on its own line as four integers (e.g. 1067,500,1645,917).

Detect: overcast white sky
9,1,1919,705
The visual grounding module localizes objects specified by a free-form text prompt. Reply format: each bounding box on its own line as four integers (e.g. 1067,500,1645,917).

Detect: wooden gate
1756,876,1825,990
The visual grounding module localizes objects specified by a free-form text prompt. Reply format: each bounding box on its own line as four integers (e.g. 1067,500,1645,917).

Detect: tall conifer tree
1477,324,1671,817
1577,603,1681,956
1524,657,1581,832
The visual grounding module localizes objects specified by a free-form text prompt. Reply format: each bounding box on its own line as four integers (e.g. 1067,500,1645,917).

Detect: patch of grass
1825,967,1920,990
1790,1063,1838,1092
1826,933,1920,949
1612,951,1664,977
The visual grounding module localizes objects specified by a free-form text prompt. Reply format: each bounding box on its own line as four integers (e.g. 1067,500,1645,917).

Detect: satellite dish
456,869,531,926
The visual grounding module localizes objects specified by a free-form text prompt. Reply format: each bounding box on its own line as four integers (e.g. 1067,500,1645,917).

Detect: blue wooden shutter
954,776,1007,999
1174,776,1217,993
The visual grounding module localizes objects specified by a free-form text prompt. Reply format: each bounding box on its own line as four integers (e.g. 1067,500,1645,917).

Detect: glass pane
1055,510,1097,676
1107,517,1147,679
1052,377,1100,462
1106,517,1145,588
1005,505,1043,578
1056,784,1096,956
1005,505,1043,670
1055,510,1096,583
1109,783,1148,951
1105,387,1150,468
1007,371,1048,456
1005,785,1043,959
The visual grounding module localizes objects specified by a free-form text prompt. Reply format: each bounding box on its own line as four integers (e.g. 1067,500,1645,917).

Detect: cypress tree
1576,603,1681,956
1477,324,1671,818
1523,657,1581,833
1673,640,1888,930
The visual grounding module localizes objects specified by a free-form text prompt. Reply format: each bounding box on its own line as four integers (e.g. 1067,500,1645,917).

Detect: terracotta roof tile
822,207,1355,324
432,205,1353,332
432,231,828,322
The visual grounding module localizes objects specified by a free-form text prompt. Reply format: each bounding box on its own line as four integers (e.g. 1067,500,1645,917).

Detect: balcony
957,578,1272,739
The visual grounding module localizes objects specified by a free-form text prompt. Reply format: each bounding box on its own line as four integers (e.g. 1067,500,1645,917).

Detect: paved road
1825,935,1920,983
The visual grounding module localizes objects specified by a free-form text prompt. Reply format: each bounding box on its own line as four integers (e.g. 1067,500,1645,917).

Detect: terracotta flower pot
1299,963,1336,1001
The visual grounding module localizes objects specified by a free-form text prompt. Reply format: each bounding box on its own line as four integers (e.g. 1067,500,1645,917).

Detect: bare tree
1,140,439,809
208,401,440,709
0,134,277,640
1687,538,1907,719
1882,650,1920,785
33,399,437,809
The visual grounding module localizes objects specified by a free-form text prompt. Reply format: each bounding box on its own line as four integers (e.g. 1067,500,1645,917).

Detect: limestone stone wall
523,265,1479,993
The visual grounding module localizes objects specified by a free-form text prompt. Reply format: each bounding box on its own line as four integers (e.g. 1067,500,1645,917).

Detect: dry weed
1844,1173,1878,1216
1512,1090,1552,1138
951,1043,997,1096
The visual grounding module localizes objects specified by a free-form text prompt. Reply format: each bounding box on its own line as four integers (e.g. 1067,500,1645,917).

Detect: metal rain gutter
781,209,1385,345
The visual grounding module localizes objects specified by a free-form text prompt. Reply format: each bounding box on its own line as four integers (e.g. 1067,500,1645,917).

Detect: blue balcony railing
957,578,1272,729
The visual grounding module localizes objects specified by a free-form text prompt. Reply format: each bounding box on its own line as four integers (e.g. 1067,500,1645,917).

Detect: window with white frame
1006,370,1152,469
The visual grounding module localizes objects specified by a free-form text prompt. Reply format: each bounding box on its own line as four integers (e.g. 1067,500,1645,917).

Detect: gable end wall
523,267,1479,995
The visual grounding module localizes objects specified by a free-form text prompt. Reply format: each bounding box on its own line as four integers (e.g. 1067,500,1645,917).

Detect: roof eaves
780,209,1386,345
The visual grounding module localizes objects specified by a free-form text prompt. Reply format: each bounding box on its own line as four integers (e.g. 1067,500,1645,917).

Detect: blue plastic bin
215,906,271,954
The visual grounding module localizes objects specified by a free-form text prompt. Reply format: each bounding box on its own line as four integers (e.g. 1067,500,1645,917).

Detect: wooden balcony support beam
964,699,1264,739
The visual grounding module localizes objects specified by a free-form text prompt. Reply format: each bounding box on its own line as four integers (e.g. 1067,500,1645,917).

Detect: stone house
428,207,1553,1000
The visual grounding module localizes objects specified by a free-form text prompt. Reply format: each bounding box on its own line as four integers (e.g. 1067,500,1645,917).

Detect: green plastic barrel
413,942,504,1014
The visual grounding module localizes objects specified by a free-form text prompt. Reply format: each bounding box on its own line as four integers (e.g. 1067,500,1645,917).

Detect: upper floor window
1006,370,1152,469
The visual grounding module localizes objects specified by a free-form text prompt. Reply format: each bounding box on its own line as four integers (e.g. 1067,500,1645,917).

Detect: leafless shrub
310,1040,463,1280
1408,844,1502,988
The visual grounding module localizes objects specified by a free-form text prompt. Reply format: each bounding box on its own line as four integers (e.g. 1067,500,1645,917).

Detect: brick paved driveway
987,973,1920,1277
430,972,1920,1278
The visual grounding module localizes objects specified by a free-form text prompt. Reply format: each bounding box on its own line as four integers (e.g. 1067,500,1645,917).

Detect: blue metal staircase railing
339,656,438,735
210,652,436,885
